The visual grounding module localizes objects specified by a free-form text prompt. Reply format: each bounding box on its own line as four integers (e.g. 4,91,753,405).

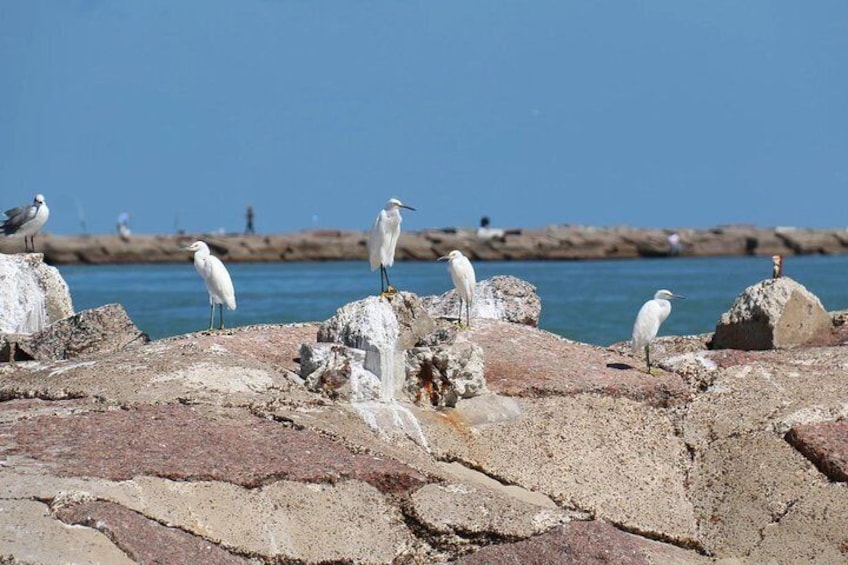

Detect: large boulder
1,304,149,362
422,275,541,327
0,253,73,333
710,277,833,350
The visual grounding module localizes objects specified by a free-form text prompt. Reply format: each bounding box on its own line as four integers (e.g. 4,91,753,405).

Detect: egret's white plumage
184,241,237,330
631,289,683,372
2,194,50,252
367,198,415,294
438,249,476,327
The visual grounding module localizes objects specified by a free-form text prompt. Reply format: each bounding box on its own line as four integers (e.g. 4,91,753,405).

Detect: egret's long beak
674,294,686,300
437,255,449,261
182,245,194,251
400,204,416,211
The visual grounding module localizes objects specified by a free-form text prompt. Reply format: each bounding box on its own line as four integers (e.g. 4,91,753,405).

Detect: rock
300,342,379,401
410,482,580,540
4,403,425,493
461,319,689,407
0,252,73,333
454,521,711,565
318,292,435,350
404,342,487,406
710,277,834,350
0,499,136,564
422,275,541,327
2,303,148,361
54,500,252,564
785,421,848,482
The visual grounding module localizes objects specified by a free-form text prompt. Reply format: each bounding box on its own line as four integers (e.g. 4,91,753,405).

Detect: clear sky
2,1,847,235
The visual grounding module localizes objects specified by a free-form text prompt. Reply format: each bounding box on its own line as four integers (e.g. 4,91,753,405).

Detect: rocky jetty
1,256,848,563
3,224,848,264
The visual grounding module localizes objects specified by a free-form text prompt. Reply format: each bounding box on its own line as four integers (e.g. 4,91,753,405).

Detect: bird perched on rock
438,250,476,327
368,198,415,296
772,254,783,279
184,241,237,330
2,194,50,252
631,289,684,373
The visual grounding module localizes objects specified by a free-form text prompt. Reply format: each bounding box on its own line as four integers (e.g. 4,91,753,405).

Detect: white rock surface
0,253,73,333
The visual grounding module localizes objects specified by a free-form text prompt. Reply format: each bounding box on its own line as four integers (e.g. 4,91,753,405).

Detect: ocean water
57,255,848,346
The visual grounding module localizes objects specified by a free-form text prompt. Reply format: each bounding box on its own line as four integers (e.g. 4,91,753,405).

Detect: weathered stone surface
54,500,251,565
710,277,834,350
785,421,848,482
411,482,579,539
454,521,710,565
300,342,367,398
0,323,318,406
745,484,848,564
111,478,416,563
421,395,698,546
405,342,487,406
3,404,426,493
0,499,135,564
423,275,542,327
0,252,73,333
461,319,689,407
3,303,148,361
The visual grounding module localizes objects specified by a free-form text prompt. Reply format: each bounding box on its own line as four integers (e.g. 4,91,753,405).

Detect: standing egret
631,289,684,373
438,250,476,327
184,241,237,330
2,194,50,252
368,198,415,295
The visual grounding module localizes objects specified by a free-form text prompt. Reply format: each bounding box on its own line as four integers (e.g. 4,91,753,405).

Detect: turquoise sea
58,255,848,346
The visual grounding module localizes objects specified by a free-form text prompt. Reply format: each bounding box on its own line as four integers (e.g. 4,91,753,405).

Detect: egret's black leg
219,304,225,330
466,301,471,328
208,304,215,331
645,344,651,373
457,299,462,325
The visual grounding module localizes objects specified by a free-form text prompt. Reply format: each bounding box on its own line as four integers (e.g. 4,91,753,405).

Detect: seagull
368,198,415,295
2,194,50,252
631,289,684,373
438,250,476,327
184,241,237,330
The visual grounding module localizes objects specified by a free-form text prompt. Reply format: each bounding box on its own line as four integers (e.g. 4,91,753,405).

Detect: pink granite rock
785,421,848,482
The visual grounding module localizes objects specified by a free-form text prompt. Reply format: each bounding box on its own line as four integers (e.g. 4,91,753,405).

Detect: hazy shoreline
3,225,847,265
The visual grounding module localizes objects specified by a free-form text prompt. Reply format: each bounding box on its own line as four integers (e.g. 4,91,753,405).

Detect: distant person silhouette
245,205,255,235
117,212,131,241
667,232,681,256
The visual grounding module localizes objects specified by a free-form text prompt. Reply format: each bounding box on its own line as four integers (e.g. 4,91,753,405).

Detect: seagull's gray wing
1,204,35,235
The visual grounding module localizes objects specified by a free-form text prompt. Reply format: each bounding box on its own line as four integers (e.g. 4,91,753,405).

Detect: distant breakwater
4,225,848,265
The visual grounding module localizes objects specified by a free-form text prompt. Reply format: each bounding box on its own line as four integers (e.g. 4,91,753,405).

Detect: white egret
631,289,684,373
184,241,237,330
2,194,50,252
368,198,416,295
438,250,476,327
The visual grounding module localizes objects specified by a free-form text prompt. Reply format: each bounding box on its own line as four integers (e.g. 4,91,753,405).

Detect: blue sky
2,1,846,235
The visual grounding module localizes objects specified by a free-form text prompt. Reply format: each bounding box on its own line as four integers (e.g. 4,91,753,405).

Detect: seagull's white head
386,198,416,212
34,194,46,205
654,289,684,300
